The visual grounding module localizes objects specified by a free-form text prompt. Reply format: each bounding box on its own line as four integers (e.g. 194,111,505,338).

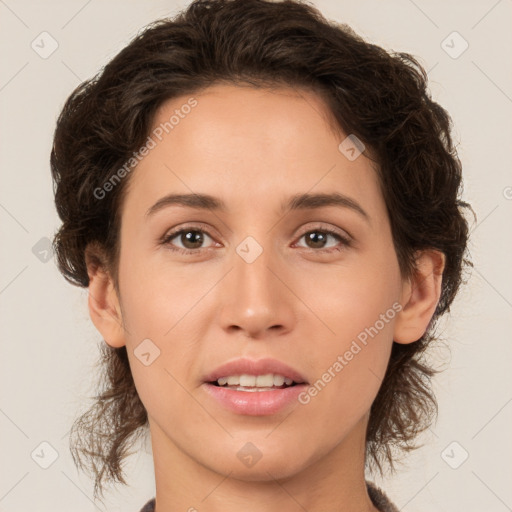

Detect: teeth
215,374,295,388
256,374,274,387
273,375,285,386
240,374,256,386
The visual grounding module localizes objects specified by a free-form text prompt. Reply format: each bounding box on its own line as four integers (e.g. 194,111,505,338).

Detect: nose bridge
218,234,295,336
236,239,274,302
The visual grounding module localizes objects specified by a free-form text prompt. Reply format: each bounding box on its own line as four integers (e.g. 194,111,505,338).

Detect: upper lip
203,358,308,384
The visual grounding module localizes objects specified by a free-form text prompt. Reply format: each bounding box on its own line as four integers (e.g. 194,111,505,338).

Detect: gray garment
139,480,399,512
367,481,400,512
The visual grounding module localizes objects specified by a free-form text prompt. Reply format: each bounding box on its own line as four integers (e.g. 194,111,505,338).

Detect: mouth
208,373,301,392
203,357,308,388
202,358,308,415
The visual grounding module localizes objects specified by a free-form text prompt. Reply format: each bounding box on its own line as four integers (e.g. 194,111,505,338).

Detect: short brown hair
51,0,472,499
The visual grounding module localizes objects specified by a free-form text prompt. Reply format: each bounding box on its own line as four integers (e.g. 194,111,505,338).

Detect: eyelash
160,223,352,256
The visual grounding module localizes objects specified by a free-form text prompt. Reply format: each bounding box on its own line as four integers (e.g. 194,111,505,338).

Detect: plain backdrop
1,1,511,511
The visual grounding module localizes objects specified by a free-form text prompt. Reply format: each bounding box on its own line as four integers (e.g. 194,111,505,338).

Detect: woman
50,0,471,510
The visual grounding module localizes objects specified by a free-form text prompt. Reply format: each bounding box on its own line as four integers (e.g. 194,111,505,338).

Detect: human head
51,0,471,499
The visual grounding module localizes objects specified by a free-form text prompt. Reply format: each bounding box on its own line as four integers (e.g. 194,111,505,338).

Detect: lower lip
202,383,308,416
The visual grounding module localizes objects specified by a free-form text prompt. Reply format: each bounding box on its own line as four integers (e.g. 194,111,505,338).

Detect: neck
149,414,379,512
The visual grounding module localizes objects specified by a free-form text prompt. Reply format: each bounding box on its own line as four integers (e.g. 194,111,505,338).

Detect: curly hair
50,0,472,500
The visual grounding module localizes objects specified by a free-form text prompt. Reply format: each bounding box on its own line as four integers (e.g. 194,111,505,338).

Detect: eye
160,224,352,256
294,228,351,252
161,226,217,254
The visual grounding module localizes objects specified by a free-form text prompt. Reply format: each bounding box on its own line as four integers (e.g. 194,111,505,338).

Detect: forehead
151,83,343,159
122,83,383,220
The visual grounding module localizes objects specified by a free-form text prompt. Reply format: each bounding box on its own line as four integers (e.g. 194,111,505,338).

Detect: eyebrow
145,192,369,222
145,193,226,217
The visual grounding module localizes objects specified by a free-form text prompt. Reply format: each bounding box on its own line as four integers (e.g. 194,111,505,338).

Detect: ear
85,244,126,348
393,250,446,344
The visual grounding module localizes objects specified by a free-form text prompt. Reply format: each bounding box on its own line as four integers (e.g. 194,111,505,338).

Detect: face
111,84,407,480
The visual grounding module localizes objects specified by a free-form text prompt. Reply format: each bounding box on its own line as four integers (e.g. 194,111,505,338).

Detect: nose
217,242,296,339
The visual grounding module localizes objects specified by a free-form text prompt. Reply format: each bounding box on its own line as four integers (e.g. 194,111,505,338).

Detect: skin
87,84,445,512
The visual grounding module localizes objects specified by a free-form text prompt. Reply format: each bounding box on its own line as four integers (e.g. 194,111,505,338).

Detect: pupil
183,231,203,248
307,232,326,249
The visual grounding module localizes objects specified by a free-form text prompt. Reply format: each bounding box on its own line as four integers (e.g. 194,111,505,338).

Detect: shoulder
139,484,399,512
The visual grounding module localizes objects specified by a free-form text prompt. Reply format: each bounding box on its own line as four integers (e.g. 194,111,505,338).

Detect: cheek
118,252,209,415
118,248,208,340
298,301,396,434
296,252,401,348
293,253,400,407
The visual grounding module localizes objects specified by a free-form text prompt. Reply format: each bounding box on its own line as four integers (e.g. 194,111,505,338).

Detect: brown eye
179,230,206,249
304,231,330,249
163,228,215,253
296,229,349,251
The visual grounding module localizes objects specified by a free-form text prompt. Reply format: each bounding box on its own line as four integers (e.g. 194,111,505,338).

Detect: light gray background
1,1,511,511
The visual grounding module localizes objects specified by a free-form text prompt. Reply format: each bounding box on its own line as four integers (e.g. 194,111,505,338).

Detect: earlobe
393,250,446,345
86,246,126,348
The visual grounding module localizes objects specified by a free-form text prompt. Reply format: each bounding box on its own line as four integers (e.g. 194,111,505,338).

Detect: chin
199,435,316,482
215,455,307,483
